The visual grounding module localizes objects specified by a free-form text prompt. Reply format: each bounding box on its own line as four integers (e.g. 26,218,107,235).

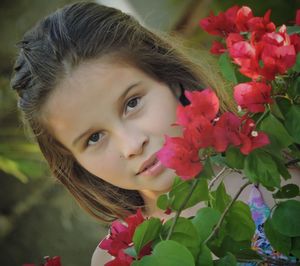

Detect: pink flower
234,82,272,113
290,34,300,53
199,6,239,37
44,257,62,266
157,136,202,180
239,119,270,155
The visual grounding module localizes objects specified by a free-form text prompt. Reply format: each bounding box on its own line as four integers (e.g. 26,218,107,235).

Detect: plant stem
203,180,252,245
208,166,227,190
166,178,200,240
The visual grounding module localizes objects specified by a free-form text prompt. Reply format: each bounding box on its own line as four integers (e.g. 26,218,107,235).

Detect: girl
10,2,300,265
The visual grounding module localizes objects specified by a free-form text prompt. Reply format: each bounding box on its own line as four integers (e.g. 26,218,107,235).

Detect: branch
208,166,227,190
166,177,200,240
203,180,252,245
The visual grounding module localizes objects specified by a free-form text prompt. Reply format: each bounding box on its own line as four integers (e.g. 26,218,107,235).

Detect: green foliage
157,177,209,212
244,149,281,188
132,240,195,266
225,146,245,169
218,53,238,84
271,200,300,237
284,105,300,144
196,244,213,266
133,218,162,256
273,184,300,199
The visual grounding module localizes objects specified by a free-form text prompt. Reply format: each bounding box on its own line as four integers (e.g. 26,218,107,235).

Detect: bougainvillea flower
184,89,220,121
105,250,133,266
234,82,272,113
295,9,300,26
100,220,132,257
247,9,276,42
157,135,202,180
290,34,300,53
236,6,253,32
210,40,226,54
44,257,62,266
99,209,147,259
226,33,244,49
183,116,215,149
239,119,270,155
125,208,145,239
213,112,242,152
199,6,239,37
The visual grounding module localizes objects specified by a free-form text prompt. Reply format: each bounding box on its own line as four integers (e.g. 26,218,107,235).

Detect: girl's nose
117,128,149,159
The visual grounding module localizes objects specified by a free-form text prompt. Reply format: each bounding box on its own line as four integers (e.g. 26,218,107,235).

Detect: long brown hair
10,1,235,223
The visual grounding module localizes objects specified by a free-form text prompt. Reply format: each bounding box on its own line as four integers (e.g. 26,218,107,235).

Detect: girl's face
43,58,182,197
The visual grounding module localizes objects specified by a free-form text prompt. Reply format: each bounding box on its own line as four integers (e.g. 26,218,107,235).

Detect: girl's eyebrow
71,81,141,148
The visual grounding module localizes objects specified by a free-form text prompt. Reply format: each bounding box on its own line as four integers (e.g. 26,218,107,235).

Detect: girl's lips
138,159,166,177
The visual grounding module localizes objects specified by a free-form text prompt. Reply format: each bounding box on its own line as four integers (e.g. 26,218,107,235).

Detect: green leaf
133,218,162,255
0,155,28,183
276,97,292,116
209,235,255,260
259,114,294,148
291,237,300,259
214,252,237,266
284,105,300,144
218,53,238,84
192,207,221,243
133,240,195,266
287,25,300,35
273,184,300,199
272,156,292,180
196,244,213,266
244,149,281,188
264,217,291,255
169,177,209,211
287,76,300,98
157,194,169,211
161,217,200,259
210,154,227,167
272,200,300,237
225,146,245,169
226,201,255,242
210,182,231,213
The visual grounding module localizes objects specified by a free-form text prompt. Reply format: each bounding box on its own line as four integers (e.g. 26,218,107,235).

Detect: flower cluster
156,89,269,180
22,256,61,266
99,209,151,266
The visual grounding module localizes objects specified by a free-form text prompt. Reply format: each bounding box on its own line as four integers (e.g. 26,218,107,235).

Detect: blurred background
0,0,299,265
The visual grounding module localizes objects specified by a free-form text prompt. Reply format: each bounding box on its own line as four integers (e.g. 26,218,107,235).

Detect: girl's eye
87,132,104,146
125,96,141,113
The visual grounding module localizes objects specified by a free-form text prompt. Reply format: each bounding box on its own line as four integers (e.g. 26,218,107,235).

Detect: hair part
11,1,235,223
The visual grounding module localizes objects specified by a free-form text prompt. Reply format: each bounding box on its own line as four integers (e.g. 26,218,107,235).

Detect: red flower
184,89,220,121
99,209,148,264
44,257,62,266
226,33,244,49
234,82,272,113
295,9,300,26
213,112,242,152
199,6,239,37
239,119,270,155
157,136,202,180
210,41,226,54
183,116,215,150
236,6,253,32
290,34,300,53
105,250,133,266
247,9,276,42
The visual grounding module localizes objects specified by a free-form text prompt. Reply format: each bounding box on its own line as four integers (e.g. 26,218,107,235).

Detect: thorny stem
203,181,252,245
208,166,228,190
166,178,200,240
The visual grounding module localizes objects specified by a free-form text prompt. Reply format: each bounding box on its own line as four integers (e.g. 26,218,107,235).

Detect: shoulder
91,245,113,266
